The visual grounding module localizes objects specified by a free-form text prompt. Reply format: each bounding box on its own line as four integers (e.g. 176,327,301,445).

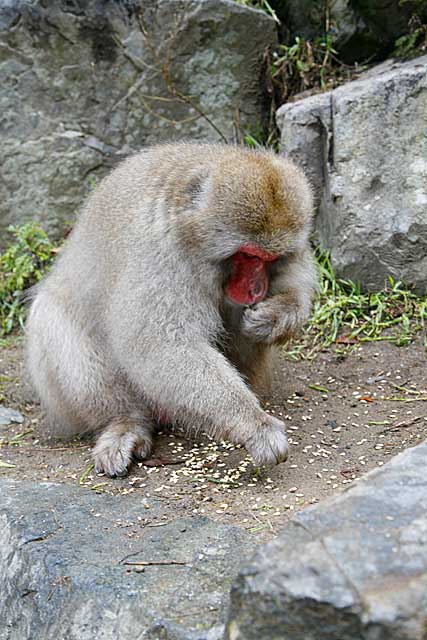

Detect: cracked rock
0,0,277,243
225,441,427,640
0,480,253,640
277,55,427,293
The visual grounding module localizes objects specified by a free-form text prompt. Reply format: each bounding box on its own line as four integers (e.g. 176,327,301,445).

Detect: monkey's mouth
225,244,278,306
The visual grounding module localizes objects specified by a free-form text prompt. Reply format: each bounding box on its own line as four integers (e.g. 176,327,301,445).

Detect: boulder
0,0,277,242
2,438,427,639
0,479,253,640
277,55,427,293
226,441,427,640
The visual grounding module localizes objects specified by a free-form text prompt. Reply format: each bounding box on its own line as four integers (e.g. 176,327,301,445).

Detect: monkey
26,142,317,478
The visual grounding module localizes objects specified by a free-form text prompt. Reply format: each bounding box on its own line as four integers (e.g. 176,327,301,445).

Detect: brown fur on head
147,143,313,261
213,152,312,232
189,146,314,260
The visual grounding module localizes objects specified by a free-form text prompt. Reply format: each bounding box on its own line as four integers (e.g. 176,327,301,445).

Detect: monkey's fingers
241,304,277,343
245,416,289,466
242,302,305,344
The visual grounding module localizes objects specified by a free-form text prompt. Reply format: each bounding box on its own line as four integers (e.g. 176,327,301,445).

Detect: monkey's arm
241,246,317,344
115,336,288,466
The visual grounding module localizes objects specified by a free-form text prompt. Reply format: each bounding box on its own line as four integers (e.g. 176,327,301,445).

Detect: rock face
0,480,253,640
226,442,427,640
2,446,427,639
0,0,277,241
278,56,427,293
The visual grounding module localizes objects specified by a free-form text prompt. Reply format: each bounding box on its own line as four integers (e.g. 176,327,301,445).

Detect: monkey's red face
225,244,279,306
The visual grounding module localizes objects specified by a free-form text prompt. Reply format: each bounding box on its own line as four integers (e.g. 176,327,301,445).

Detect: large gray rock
226,441,427,640
0,480,253,640
0,0,276,241
278,56,427,293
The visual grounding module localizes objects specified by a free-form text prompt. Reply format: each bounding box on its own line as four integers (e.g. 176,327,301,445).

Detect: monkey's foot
93,418,153,477
245,415,289,466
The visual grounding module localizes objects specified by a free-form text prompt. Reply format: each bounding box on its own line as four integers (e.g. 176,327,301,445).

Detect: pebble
0,406,24,426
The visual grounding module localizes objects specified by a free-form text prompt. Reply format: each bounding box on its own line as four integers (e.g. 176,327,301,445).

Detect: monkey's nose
251,281,263,297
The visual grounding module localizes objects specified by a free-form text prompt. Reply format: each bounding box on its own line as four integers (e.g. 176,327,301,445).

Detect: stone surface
0,480,253,640
226,441,427,640
0,405,24,426
278,55,427,293
0,0,277,242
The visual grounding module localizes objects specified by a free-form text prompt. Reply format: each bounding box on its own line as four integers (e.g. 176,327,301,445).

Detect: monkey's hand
245,413,289,466
241,293,308,344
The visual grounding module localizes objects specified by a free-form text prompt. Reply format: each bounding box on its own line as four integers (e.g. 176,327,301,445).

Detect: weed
0,223,56,336
287,250,427,360
394,15,427,57
270,35,357,104
393,0,427,57
87,174,98,192
243,133,265,149
243,128,278,150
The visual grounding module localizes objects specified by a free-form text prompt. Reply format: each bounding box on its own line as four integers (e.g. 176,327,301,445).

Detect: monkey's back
32,141,312,341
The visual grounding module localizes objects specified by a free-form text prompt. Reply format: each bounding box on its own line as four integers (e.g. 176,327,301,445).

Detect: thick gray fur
26,143,317,476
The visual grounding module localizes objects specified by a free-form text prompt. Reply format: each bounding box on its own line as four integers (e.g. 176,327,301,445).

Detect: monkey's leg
221,304,276,399
223,335,277,400
92,415,154,477
27,292,140,436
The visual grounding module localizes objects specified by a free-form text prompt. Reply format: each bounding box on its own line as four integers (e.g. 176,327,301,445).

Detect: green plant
394,15,427,57
243,133,264,149
393,0,427,57
243,125,279,150
0,223,56,336
87,174,98,191
270,34,355,104
287,250,427,360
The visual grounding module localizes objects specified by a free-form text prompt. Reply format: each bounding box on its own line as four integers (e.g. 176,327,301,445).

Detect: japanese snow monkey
26,143,316,477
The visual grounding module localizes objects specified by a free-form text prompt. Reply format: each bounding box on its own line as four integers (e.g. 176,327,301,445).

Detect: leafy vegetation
394,17,427,57
0,223,57,337
243,128,279,150
235,0,360,108
287,251,427,360
392,0,427,57
244,35,357,149
269,34,356,104
237,0,426,108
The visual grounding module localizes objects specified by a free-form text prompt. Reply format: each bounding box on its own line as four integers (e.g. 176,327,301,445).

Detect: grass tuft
287,250,427,360
0,223,56,337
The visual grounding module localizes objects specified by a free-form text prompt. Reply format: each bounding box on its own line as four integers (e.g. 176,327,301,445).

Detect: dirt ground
1,336,426,542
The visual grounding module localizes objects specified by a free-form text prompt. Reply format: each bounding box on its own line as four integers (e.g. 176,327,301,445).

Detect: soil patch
1,336,426,541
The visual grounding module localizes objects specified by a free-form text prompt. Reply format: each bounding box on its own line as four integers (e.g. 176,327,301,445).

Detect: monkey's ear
184,169,210,202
